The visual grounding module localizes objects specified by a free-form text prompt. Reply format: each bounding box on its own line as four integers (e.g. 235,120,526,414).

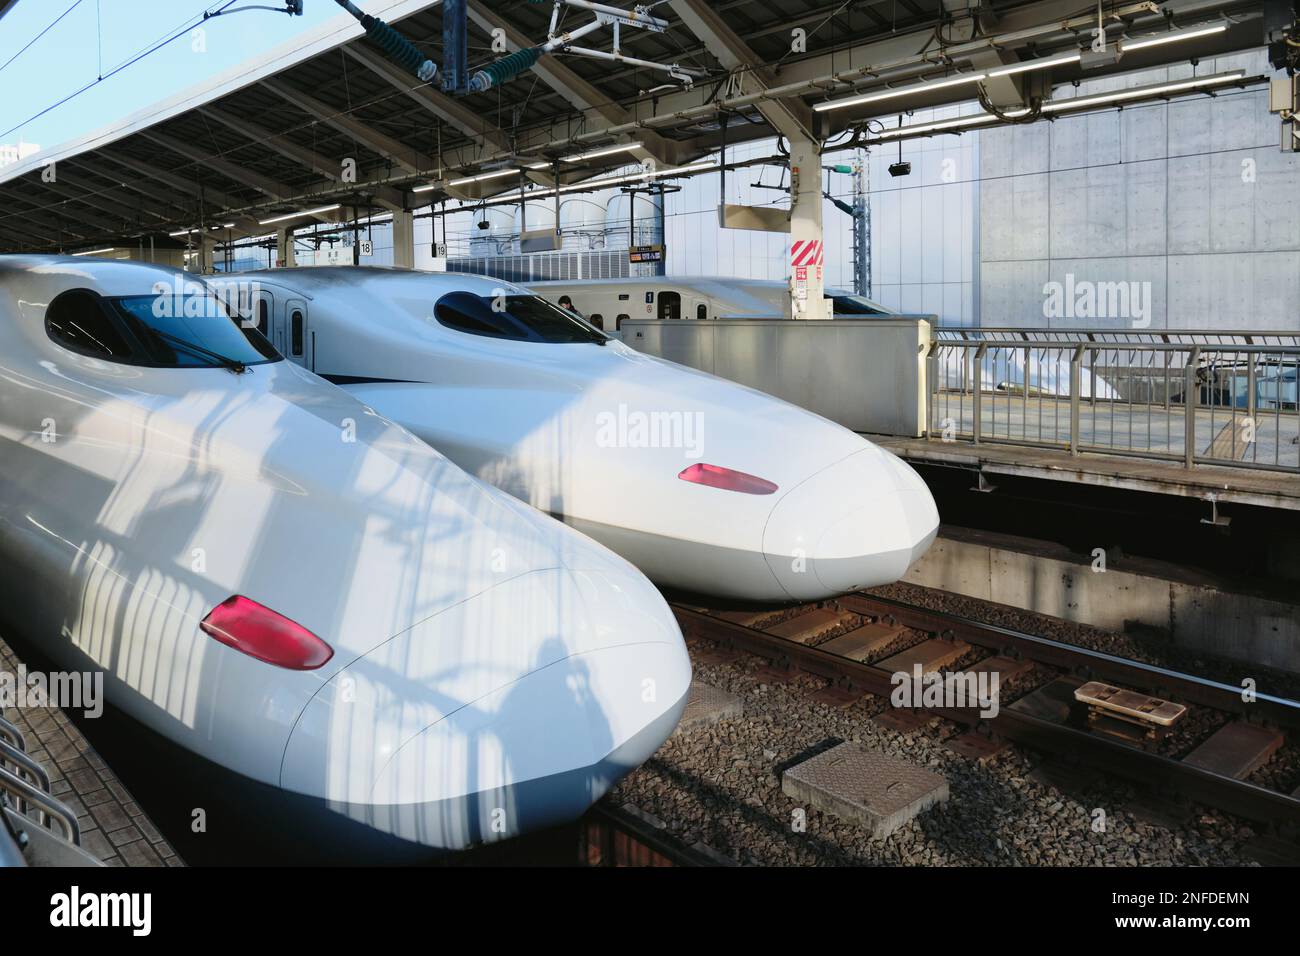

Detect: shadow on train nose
279,565,689,852
761,448,940,601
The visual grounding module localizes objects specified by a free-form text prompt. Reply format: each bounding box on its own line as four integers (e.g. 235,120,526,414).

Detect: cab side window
257,299,269,336
45,289,134,359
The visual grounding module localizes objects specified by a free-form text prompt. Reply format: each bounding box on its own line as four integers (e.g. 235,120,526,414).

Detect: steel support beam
0,199,92,244
670,0,826,317
64,160,201,219
341,43,510,155
464,0,682,169
198,105,409,212
38,181,174,230
140,130,298,202
0,187,126,237
669,0,815,143
100,152,249,216
260,77,437,177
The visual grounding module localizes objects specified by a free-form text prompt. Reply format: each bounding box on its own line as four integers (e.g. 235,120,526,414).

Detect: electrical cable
0,1,240,141
0,0,86,79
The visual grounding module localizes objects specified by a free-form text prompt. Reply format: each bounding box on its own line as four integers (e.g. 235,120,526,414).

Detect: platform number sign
359,239,374,257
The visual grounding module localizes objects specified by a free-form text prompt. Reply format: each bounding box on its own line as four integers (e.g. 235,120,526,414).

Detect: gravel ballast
607,588,1277,867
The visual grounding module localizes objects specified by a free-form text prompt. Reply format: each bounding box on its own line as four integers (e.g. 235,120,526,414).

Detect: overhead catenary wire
0,0,86,79
0,0,242,142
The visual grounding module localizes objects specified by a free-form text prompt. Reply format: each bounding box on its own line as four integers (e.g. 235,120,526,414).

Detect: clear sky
0,0,360,151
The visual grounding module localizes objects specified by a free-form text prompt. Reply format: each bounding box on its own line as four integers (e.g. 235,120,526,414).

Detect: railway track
672,594,1300,832
579,802,726,866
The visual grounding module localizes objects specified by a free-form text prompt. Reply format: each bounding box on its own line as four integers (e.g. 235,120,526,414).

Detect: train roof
527,276,787,290
226,266,526,297
0,254,195,297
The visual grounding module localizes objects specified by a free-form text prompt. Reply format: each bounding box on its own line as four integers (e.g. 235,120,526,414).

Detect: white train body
529,278,1119,400
526,276,891,328
213,267,940,602
938,347,1122,400
0,256,690,851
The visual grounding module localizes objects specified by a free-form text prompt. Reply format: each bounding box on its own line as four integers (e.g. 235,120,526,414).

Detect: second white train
210,267,940,602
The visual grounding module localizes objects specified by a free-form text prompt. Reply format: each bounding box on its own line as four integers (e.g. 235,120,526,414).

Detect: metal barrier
935,328,1300,348
926,337,1300,472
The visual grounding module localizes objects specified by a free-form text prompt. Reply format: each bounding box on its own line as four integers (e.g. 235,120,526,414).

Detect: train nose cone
762,447,939,601
280,564,690,850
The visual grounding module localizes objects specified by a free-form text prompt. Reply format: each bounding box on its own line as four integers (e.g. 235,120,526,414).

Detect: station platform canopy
0,0,1275,254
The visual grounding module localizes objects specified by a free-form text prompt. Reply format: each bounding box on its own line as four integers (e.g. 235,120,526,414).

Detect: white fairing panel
0,256,689,850
220,267,940,602
939,348,1120,400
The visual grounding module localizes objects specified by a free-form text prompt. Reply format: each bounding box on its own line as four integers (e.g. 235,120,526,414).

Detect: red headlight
677,462,778,495
200,595,333,670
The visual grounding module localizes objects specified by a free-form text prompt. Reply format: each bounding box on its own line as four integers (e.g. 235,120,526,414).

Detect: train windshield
109,293,279,367
434,291,607,344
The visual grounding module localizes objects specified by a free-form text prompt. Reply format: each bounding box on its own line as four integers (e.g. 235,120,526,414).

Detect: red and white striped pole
787,137,830,320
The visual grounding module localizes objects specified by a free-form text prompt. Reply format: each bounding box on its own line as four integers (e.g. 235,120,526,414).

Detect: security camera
888,161,912,177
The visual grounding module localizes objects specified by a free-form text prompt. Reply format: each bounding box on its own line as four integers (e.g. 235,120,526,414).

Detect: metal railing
935,327,1300,348
926,336,1300,473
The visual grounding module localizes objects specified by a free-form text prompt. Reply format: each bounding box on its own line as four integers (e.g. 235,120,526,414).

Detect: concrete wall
907,528,1300,673
622,317,932,436
979,49,1300,331
868,104,982,326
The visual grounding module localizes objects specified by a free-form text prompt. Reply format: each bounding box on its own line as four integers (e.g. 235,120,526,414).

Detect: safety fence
926,333,1300,472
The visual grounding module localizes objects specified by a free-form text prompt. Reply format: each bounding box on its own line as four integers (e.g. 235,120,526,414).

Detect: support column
276,227,296,268
391,210,415,269
788,136,830,320
197,235,216,275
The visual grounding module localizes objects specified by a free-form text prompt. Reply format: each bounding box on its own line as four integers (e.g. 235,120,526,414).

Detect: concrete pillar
197,235,216,275
788,136,830,320
276,227,296,268
391,209,415,269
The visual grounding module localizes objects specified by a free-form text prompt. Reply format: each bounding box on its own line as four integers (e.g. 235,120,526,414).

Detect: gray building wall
978,49,1300,331
868,102,981,327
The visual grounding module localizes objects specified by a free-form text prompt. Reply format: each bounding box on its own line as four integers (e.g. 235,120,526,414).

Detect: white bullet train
526,277,1119,399
0,255,690,853
208,267,940,602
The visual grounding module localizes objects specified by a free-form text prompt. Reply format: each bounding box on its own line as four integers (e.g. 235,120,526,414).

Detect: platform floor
927,391,1299,471
875,433,1300,511
1,636,181,867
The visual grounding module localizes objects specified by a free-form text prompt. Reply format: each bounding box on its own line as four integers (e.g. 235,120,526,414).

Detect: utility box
620,316,933,437
1269,75,1299,152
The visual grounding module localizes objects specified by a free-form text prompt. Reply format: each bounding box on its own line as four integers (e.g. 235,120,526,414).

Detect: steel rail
583,801,722,866
839,594,1300,731
673,605,1300,827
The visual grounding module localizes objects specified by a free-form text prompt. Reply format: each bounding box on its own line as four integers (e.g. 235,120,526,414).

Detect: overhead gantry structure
0,0,1292,312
